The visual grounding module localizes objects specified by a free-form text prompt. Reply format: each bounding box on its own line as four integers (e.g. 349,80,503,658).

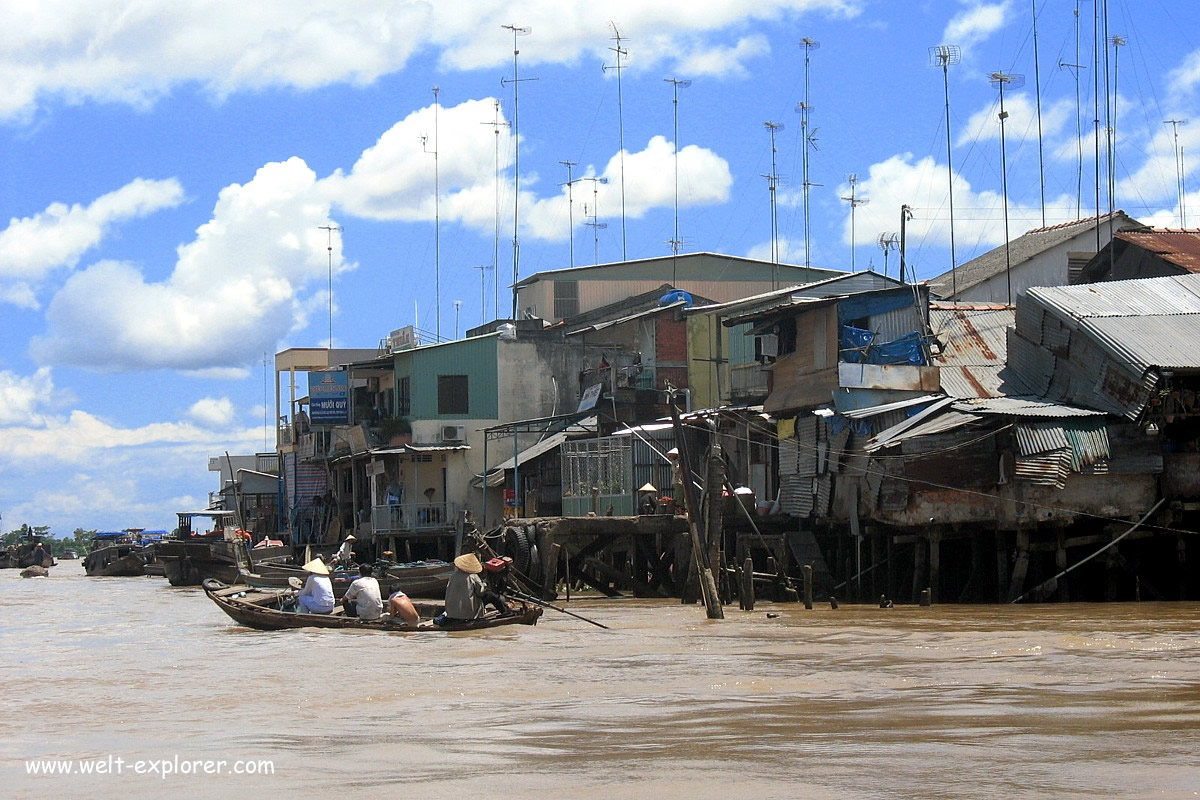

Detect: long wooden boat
158,510,290,586
246,559,453,598
83,536,146,577
203,580,542,632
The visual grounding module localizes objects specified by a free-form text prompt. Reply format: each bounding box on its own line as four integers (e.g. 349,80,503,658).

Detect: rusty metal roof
930,303,1019,398
1114,229,1200,273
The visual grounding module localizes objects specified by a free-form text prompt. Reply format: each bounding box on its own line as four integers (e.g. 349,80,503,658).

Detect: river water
3,567,1199,799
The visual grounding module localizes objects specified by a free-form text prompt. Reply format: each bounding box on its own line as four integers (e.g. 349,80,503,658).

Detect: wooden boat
1,540,54,569
203,580,542,632
246,559,453,599
83,532,146,577
157,510,290,586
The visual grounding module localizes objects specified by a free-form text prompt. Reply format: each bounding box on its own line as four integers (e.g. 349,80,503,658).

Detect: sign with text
309,370,349,424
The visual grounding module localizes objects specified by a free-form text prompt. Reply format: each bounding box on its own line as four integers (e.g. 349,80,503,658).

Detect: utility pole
899,205,913,284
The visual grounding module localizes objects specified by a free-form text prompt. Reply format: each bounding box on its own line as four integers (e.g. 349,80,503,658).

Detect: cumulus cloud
187,396,235,428
32,158,344,371
0,178,183,307
0,367,61,426
942,1,1010,52
0,1,863,120
957,92,1073,146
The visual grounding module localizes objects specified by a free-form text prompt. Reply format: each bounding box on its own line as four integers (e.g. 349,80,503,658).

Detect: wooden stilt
741,557,755,611
803,564,813,610
929,531,941,605
1007,529,1030,603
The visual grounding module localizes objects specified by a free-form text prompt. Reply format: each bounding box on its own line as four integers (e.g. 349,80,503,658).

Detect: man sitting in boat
387,588,420,626
341,563,383,620
296,558,335,614
436,553,509,625
330,534,356,567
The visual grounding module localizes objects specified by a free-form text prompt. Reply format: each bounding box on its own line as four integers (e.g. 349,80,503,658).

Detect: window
554,279,579,319
398,376,411,416
437,374,469,415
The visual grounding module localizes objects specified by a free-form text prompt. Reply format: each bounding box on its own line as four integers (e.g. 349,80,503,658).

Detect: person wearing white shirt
331,534,356,567
296,558,335,614
341,563,383,620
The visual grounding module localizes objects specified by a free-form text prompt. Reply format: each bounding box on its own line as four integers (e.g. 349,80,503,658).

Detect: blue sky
1,0,1196,535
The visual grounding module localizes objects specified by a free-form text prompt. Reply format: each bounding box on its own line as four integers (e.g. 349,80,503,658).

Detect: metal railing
371,502,459,534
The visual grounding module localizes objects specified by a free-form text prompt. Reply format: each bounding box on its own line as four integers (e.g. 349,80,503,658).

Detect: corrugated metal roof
930,304,1016,398
1064,421,1110,470
950,396,1105,417
863,409,979,452
1114,229,1200,273
1029,273,1200,317
839,393,942,418
1014,422,1070,455
1014,450,1070,488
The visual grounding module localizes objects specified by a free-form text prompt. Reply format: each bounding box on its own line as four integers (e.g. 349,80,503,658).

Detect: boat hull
203,581,541,632
83,545,146,577
158,539,290,586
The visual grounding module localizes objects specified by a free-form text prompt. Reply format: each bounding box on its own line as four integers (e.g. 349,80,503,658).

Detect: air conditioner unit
441,424,466,442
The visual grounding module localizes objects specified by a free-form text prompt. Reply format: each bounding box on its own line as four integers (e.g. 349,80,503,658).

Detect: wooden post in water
669,393,723,619
928,530,941,605
741,556,755,610
919,587,932,606
706,444,726,602
803,563,814,610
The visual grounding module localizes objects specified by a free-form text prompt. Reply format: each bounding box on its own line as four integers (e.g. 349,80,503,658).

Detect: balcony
371,502,460,534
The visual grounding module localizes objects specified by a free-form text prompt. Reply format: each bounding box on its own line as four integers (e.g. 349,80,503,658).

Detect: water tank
659,290,693,307
496,322,517,340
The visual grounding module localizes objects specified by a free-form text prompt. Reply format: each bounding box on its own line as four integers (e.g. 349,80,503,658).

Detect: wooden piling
919,587,931,606
741,557,755,611
803,564,814,610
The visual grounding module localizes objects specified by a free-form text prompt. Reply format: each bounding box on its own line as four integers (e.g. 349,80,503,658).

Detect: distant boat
82,531,146,577
202,580,541,633
59,549,79,560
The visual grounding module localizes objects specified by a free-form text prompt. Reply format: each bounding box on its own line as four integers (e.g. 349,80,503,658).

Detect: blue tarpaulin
840,326,927,365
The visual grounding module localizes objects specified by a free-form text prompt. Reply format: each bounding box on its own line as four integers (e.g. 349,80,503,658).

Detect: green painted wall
404,336,499,420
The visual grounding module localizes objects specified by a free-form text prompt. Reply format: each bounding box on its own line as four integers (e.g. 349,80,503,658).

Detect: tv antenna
421,86,441,340
1059,0,1086,219
560,160,577,267
480,100,509,321
665,77,690,281
473,264,492,323
1166,119,1189,227
501,24,536,319
929,44,960,297
604,22,629,260
763,121,783,289
876,232,899,278
799,37,820,268
318,224,341,347
453,299,462,339
841,174,868,272
990,71,1024,306
1031,0,1046,226
581,176,609,265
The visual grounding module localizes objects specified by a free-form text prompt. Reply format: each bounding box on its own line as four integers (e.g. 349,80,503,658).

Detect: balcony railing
371,502,459,534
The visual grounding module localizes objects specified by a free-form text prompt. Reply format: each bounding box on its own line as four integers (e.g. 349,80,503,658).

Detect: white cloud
746,236,804,264
957,92,1073,146
0,367,61,426
942,1,1010,52
187,396,235,428
675,34,771,79
1169,49,1200,96
0,1,863,120
32,158,343,372
0,178,183,307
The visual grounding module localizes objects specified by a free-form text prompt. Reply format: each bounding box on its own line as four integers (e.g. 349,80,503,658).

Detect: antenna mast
876,232,899,278
481,101,509,321
764,121,783,288
929,44,961,297
318,224,341,347
421,86,442,340
474,264,491,323
501,24,535,319
1166,119,1189,227
1059,0,1086,218
800,37,820,268
604,22,628,260
582,176,608,265
899,204,913,284
665,77,690,282
841,174,868,272
560,160,577,267
990,71,1024,306
1031,0,1046,226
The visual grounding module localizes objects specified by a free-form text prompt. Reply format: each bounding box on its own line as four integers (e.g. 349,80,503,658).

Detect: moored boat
203,580,541,632
82,531,146,577
157,510,290,586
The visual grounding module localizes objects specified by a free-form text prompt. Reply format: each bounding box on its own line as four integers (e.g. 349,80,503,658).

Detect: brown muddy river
3,568,1199,799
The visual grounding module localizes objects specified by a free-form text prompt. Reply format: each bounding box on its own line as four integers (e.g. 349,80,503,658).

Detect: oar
509,591,610,630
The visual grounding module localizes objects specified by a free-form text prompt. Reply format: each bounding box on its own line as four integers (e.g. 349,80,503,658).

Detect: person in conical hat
296,558,334,614
439,552,487,624
331,533,356,567
638,483,658,515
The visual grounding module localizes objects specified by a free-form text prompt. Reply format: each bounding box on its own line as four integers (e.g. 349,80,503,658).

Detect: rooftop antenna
481,100,509,320
899,204,914,283
876,232,899,278
799,37,820,268
318,224,341,347
582,176,609,264
421,86,441,340
473,264,492,323
665,77,691,282
604,22,629,260
1058,0,1086,218
1166,119,1189,226
764,121,783,289
929,44,961,297
501,24,536,319
1093,0,1101,249
560,160,577,267
841,174,868,272
454,299,462,339
1108,32,1126,277
990,70,1024,306
1031,0,1046,226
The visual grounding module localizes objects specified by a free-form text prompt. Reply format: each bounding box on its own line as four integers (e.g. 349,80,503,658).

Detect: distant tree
71,528,98,554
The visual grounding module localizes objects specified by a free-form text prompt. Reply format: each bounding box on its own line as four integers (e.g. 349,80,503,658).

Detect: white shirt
343,576,383,620
298,574,335,612
335,539,354,564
